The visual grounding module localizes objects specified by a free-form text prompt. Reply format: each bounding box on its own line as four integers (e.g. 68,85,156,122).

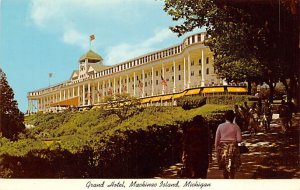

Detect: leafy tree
0,68,25,139
164,0,299,104
104,93,142,122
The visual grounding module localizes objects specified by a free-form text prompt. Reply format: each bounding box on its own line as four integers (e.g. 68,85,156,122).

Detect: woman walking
215,110,242,179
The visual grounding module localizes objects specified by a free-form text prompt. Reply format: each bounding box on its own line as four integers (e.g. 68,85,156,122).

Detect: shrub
177,95,207,110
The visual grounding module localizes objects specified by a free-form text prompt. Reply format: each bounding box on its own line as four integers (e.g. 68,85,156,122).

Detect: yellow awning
151,96,161,102
141,98,151,103
173,92,186,99
227,87,247,93
185,88,201,96
202,87,224,93
50,96,79,107
161,95,173,101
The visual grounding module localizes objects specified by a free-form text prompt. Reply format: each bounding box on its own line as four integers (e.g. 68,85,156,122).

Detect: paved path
155,114,300,179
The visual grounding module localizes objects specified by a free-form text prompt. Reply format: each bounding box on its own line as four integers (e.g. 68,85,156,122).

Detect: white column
126,75,129,93
201,49,205,87
60,91,62,101
173,60,176,93
187,53,191,89
77,85,80,106
151,67,154,96
142,69,145,97
63,90,66,100
119,76,123,94
162,64,165,95
67,89,70,99
88,83,91,105
97,81,100,103
72,87,75,97
133,72,136,96
102,81,105,99
184,56,186,89
83,84,86,106
113,78,116,95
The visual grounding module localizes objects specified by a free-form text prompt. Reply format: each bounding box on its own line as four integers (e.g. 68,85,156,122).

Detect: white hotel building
27,32,246,113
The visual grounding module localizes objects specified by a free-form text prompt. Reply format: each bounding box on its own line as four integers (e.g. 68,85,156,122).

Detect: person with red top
215,110,242,179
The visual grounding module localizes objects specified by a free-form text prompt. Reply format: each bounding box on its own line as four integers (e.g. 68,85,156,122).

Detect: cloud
29,0,159,49
63,29,89,49
105,28,173,65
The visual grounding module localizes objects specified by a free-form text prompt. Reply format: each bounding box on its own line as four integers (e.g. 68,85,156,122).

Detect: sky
0,0,203,112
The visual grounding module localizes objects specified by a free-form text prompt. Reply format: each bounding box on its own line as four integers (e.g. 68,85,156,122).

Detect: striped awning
227,87,247,93
141,98,151,104
50,96,79,107
173,92,187,99
161,95,173,101
202,87,224,93
185,88,201,96
151,96,161,102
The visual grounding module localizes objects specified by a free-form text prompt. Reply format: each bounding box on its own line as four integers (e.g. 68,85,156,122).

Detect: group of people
181,99,295,179
234,100,273,134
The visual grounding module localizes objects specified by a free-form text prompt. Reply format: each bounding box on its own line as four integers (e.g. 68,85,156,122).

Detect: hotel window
206,68,209,74
199,70,202,76
156,71,158,76
172,76,174,82
145,83,147,87
206,57,209,64
136,76,139,80
129,78,130,83
191,61,194,66
111,82,113,87
178,75,181,80
172,66,174,72
199,59,202,65
191,71,194,76
145,74,147,79
166,68,169,72
178,65,181,71
132,77,134,82
156,80,158,85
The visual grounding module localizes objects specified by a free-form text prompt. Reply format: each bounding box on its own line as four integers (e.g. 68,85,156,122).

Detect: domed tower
78,50,103,79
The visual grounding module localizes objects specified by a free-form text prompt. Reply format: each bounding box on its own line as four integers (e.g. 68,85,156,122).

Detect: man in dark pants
182,115,211,178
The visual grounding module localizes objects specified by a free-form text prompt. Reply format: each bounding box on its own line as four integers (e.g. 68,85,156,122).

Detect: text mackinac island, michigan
86,180,211,188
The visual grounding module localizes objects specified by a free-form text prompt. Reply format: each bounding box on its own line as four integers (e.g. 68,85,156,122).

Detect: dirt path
155,114,300,179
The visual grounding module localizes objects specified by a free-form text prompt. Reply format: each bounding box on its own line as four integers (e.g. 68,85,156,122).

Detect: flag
161,75,167,87
138,80,143,91
108,88,112,95
97,90,101,97
122,84,127,94
90,34,95,41
49,73,53,78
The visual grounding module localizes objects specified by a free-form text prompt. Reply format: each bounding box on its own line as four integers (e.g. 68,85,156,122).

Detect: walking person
182,115,211,178
215,110,242,179
278,100,291,133
248,103,259,135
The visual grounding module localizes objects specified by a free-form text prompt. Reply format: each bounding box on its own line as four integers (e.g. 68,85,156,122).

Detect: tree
104,93,142,122
164,0,299,104
0,68,25,139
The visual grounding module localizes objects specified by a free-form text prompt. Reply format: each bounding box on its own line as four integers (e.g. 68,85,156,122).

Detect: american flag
161,75,167,87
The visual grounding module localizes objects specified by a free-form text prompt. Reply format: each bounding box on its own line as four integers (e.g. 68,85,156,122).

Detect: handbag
178,164,188,178
238,144,249,154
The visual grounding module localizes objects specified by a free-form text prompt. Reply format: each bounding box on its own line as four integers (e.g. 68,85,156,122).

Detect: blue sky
0,0,203,112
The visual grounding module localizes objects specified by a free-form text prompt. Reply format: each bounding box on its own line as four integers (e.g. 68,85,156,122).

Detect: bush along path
155,113,300,179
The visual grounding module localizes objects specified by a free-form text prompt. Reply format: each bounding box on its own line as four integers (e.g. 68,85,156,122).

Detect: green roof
79,50,103,62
